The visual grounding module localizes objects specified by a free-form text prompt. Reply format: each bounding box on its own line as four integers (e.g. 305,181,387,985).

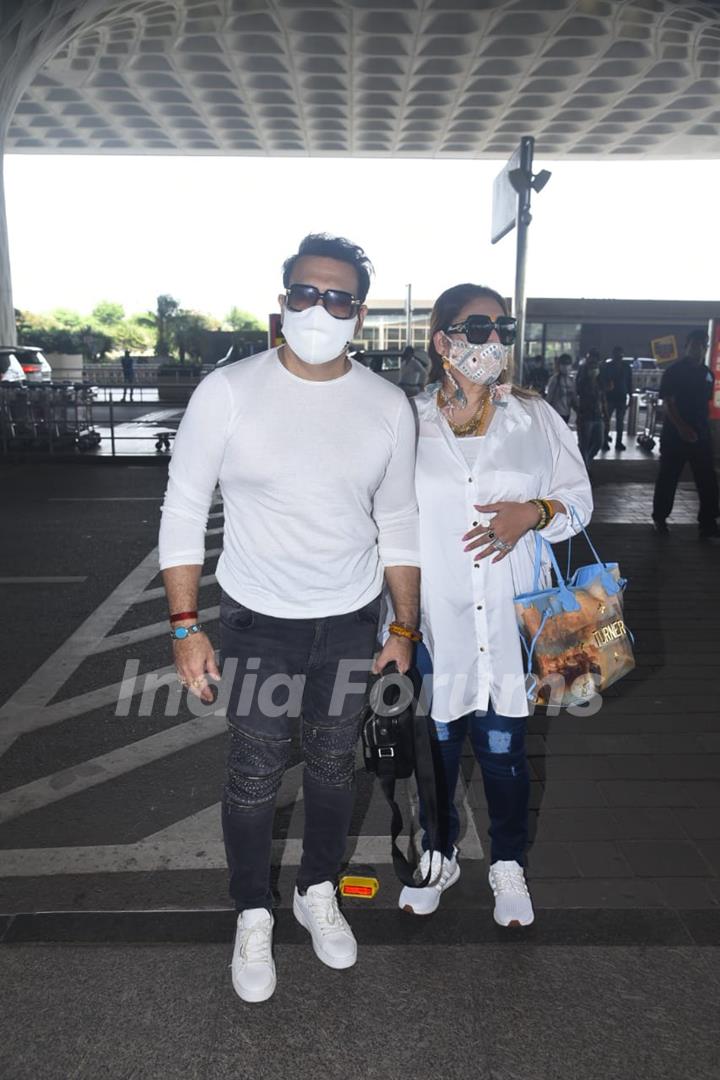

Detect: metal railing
0,380,203,457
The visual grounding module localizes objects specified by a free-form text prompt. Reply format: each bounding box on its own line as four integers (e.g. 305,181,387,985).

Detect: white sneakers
231,907,276,1003
232,882,357,1003
488,859,535,927
293,881,358,969
398,847,461,915
398,851,535,928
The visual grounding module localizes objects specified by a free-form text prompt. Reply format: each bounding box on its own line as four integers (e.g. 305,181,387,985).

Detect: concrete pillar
0,142,14,345
0,1,117,345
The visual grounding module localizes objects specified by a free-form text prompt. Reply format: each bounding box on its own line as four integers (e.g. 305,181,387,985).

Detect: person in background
396,281,592,928
399,343,430,397
575,350,608,470
545,353,575,424
652,328,719,540
120,349,135,402
601,345,632,451
524,354,550,396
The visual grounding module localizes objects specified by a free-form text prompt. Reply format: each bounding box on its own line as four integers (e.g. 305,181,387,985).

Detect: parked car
0,350,27,383
0,345,52,383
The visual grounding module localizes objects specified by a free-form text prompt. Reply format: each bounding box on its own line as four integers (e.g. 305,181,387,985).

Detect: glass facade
358,312,431,351
524,321,582,362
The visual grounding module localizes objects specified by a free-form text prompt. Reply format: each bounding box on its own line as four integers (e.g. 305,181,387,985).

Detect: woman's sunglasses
285,283,361,320
445,315,517,346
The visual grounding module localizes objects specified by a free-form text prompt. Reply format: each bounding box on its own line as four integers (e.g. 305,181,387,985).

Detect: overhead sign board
491,143,522,245
650,335,678,365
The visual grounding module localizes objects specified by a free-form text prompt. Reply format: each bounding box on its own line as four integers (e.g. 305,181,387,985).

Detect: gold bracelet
388,622,423,644
539,498,555,527
529,499,548,531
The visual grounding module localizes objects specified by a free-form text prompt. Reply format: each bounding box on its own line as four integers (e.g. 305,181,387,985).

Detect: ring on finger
487,529,496,541
190,676,205,688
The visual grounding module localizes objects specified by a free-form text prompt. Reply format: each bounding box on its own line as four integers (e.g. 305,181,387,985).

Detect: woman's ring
487,529,496,541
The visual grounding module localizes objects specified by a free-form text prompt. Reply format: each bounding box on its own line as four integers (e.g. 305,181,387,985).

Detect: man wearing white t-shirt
158,234,420,1003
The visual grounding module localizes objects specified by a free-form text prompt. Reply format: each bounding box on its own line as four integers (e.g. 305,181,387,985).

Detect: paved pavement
1,459,719,1080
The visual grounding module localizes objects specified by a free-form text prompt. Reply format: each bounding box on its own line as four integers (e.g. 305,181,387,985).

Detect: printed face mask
440,334,510,385
281,304,357,365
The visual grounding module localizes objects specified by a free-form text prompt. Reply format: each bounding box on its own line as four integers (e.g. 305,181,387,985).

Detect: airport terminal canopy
1,0,720,344
3,0,720,160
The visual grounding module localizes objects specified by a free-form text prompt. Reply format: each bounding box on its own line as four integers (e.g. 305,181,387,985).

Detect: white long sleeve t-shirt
414,389,593,720
158,349,420,618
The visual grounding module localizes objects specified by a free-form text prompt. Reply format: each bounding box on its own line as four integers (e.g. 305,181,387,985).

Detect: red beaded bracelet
170,610,198,624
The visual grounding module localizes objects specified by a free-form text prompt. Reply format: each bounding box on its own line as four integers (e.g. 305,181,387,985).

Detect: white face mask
281,304,357,365
440,335,510,385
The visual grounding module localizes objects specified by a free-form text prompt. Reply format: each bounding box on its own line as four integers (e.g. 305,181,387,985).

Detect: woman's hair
426,282,534,398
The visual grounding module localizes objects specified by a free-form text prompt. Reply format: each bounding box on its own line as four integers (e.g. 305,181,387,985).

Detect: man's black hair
282,233,374,303
686,327,709,345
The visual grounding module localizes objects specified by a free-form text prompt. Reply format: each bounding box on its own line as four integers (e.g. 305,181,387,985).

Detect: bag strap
565,506,608,575
534,532,581,612
374,663,438,888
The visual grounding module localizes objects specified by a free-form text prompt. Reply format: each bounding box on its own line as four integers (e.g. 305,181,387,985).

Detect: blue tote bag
514,519,635,707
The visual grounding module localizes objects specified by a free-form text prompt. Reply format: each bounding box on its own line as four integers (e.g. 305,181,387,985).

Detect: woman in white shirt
399,283,592,927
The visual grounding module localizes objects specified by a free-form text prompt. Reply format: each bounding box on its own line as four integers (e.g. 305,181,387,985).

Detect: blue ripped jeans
416,643,530,866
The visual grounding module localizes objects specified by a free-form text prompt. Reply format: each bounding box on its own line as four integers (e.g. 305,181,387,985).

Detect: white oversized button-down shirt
415,388,593,720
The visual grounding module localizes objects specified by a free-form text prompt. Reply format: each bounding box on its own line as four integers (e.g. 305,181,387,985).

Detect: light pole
405,283,412,348
507,139,551,385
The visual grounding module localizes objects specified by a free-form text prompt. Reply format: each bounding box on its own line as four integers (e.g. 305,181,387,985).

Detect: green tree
225,306,264,331
114,317,154,352
49,308,86,333
155,294,180,357
92,300,125,327
173,310,218,362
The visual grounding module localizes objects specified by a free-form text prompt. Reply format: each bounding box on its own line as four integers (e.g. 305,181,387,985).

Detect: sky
5,154,720,322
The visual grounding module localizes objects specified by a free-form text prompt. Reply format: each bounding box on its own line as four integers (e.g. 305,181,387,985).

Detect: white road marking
49,498,163,502
0,483,487,881
0,546,222,752
0,717,226,825
0,577,87,584
0,836,440,876
135,575,217,604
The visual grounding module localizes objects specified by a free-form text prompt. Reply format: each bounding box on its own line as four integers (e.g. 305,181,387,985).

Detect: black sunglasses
445,315,517,346
285,283,361,320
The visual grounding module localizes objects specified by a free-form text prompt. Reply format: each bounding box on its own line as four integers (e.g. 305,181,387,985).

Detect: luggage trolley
67,381,102,451
0,382,39,449
637,390,660,452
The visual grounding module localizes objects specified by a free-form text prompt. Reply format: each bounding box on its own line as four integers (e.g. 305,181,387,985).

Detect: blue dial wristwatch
170,623,203,640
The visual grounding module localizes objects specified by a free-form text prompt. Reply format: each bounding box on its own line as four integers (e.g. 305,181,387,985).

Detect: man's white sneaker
293,881,357,970
488,860,534,927
231,908,276,1003
398,847,461,915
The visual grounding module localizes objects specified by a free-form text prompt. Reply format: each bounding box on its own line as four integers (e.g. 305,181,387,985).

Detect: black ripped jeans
219,589,380,912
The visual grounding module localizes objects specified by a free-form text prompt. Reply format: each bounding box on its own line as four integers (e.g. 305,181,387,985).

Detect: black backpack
361,663,440,887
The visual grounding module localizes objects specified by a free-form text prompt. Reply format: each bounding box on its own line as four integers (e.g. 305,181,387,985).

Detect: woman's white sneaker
293,881,357,969
398,847,461,915
231,908,276,1003
488,860,534,927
